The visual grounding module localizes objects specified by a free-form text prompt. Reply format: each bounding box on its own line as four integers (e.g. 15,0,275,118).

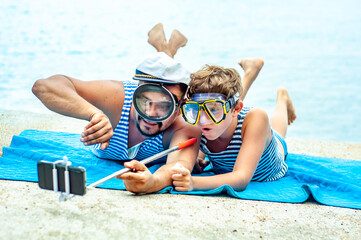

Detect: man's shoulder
122,80,138,87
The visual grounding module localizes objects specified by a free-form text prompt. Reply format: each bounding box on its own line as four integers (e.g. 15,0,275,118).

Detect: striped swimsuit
200,107,288,182
92,80,167,164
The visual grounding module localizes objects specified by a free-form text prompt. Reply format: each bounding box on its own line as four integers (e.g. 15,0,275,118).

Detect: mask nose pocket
128,142,142,159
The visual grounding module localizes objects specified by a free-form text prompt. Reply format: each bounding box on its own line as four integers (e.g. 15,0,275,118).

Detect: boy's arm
172,108,271,192
32,75,125,148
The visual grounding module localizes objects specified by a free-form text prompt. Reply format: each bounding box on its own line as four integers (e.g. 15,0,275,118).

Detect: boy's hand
171,163,194,192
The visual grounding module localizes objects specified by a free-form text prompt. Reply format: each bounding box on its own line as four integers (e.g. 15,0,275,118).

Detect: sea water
1,0,360,143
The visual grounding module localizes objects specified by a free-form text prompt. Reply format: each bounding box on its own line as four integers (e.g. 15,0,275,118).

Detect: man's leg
148,23,171,56
148,23,187,58
167,29,188,58
238,58,264,101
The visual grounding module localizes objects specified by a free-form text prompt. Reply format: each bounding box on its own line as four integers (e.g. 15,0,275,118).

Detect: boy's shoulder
243,107,269,123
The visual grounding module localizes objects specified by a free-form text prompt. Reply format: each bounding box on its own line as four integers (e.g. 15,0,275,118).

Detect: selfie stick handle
87,138,197,189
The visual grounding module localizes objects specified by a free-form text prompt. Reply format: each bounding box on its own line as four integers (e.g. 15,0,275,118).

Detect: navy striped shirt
92,80,167,164
200,107,288,182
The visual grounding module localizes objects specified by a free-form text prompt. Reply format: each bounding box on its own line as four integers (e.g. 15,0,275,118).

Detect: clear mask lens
133,84,176,122
204,101,225,123
181,102,200,125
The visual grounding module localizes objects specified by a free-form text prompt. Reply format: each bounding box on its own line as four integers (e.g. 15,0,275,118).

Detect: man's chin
137,118,163,137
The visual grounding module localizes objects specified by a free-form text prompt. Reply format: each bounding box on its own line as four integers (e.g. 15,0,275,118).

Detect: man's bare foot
168,29,188,58
238,58,264,100
147,23,171,56
277,87,297,125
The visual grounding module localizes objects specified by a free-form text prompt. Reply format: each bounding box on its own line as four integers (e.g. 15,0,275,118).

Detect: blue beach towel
1,130,360,209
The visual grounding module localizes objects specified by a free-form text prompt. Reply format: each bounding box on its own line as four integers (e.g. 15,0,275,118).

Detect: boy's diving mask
133,83,180,122
180,93,239,125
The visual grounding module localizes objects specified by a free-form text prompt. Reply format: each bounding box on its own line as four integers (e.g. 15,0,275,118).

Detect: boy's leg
270,87,296,138
238,58,264,101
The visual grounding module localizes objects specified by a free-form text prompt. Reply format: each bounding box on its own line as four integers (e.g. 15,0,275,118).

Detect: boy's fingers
171,167,189,176
171,162,189,174
174,186,188,192
172,180,184,187
171,173,184,180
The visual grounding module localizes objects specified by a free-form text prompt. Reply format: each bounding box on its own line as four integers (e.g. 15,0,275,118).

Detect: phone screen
37,161,87,195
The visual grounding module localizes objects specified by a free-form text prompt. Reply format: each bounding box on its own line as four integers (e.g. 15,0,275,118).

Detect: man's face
134,82,185,137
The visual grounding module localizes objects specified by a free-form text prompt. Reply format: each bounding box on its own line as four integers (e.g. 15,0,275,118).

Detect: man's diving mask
180,93,239,125
133,83,180,122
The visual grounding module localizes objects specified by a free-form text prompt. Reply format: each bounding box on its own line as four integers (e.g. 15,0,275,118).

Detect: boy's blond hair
188,65,243,100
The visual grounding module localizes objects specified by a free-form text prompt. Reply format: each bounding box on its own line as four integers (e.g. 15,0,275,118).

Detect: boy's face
197,108,234,140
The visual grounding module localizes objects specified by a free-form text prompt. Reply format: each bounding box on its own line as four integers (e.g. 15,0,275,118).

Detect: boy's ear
232,101,243,116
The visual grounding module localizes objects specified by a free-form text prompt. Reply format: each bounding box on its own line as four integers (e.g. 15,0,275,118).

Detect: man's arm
32,75,125,149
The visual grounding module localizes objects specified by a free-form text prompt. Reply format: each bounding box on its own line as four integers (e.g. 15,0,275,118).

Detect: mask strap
225,93,240,112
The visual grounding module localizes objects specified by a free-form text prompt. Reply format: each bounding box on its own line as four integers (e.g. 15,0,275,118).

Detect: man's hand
171,163,194,192
117,160,155,193
80,111,113,150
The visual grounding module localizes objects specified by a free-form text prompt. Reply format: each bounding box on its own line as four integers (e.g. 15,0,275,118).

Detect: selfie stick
87,138,197,189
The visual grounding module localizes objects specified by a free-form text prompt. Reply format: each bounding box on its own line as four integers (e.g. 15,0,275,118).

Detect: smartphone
37,160,87,195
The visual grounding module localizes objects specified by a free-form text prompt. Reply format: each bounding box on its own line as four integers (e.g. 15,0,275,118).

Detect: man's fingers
84,121,106,135
82,131,112,144
124,160,147,172
84,119,97,130
82,121,111,140
85,111,109,129
117,172,145,181
116,161,148,179
82,134,112,146
100,141,110,150
80,121,113,146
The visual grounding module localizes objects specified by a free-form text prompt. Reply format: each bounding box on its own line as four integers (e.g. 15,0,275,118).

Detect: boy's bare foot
277,87,297,125
148,23,171,56
238,58,264,100
168,29,188,58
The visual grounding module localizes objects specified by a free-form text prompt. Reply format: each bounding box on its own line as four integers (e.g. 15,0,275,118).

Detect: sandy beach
1,109,361,239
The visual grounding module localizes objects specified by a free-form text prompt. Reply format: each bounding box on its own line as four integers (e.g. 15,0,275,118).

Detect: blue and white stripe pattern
200,107,288,182
92,80,166,163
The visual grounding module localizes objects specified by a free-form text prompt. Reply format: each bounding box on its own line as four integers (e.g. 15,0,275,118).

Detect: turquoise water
1,0,360,143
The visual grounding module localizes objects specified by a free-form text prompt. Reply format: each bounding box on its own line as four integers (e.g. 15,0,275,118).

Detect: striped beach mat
1,130,360,209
